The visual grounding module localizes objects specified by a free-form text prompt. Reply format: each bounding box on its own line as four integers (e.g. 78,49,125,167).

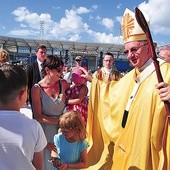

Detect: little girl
50,111,89,170
66,67,88,122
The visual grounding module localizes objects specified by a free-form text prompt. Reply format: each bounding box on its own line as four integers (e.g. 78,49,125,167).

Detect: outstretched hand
79,67,92,82
46,142,57,152
57,163,68,170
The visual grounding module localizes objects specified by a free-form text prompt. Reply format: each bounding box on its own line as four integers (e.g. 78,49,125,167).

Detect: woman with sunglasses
31,55,69,170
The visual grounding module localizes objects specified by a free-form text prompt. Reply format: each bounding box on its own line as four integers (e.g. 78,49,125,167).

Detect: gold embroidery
121,9,149,43
122,13,134,42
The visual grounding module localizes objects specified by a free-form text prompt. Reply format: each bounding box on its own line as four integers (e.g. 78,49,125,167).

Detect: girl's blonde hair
0,49,10,64
59,111,86,141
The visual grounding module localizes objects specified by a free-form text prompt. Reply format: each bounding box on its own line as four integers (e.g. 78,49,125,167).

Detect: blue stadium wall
115,59,133,72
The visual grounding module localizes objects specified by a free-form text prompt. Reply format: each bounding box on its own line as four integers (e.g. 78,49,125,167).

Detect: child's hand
48,157,62,168
58,163,68,170
59,94,66,103
53,158,62,168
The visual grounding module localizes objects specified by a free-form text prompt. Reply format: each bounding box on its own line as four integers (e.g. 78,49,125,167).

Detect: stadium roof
0,35,125,57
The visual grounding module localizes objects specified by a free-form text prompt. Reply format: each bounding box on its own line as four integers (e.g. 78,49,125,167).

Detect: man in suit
27,45,47,104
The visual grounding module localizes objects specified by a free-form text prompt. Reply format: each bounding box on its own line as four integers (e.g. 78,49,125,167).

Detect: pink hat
71,67,85,84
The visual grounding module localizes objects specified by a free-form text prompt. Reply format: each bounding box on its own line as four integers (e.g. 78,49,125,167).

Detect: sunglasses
53,66,63,73
124,43,148,56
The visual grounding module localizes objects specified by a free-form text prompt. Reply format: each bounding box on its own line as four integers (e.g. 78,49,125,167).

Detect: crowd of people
0,7,170,170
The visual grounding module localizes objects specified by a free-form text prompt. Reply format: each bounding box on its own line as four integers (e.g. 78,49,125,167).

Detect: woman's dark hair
41,55,64,76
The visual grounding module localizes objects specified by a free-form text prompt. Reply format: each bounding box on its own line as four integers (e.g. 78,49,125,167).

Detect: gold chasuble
86,61,170,170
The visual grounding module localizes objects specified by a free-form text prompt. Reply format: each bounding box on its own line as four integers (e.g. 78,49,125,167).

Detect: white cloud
12,6,53,32
89,15,94,20
153,25,170,35
8,29,38,36
60,9,85,31
116,3,122,9
12,7,39,24
101,18,114,30
9,5,125,44
115,16,122,24
1,26,6,30
8,5,130,44
52,6,61,10
11,6,89,40
87,29,123,44
20,23,27,28
5,0,170,45
69,34,81,41
95,15,101,20
91,5,98,10
76,6,90,14
138,0,170,35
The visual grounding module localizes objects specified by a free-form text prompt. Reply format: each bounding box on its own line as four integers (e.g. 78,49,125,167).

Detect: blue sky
0,0,170,46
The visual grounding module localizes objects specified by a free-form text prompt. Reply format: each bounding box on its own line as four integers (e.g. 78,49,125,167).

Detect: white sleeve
34,121,47,152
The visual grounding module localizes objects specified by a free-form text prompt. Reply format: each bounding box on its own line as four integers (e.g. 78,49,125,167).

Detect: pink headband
71,67,85,84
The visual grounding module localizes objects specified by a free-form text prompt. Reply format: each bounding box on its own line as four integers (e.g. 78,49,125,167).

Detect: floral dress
66,84,88,122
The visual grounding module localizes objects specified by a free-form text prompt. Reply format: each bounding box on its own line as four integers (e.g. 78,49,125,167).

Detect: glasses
55,68,62,73
53,66,63,73
103,59,113,62
124,43,148,56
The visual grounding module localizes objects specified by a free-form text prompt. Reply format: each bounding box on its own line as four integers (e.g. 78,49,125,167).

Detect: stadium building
0,35,133,72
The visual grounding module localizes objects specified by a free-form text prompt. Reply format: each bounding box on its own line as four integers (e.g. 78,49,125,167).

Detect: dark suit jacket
27,61,41,103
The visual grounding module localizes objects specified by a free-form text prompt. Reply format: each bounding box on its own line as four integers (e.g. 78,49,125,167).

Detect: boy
0,64,47,170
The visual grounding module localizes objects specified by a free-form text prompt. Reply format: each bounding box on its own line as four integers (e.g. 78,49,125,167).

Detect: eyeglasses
55,68,62,73
54,66,63,73
124,43,148,56
103,59,113,63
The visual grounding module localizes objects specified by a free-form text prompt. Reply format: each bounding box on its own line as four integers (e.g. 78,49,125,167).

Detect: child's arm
64,149,88,169
67,85,88,105
79,67,92,82
32,150,44,170
51,150,58,158
50,150,62,168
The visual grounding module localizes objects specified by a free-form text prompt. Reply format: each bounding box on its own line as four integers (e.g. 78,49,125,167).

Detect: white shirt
0,110,47,170
103,67,112,74
37,59,43,79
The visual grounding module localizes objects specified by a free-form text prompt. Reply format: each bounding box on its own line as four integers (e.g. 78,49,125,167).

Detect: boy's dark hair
0,64,27,104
